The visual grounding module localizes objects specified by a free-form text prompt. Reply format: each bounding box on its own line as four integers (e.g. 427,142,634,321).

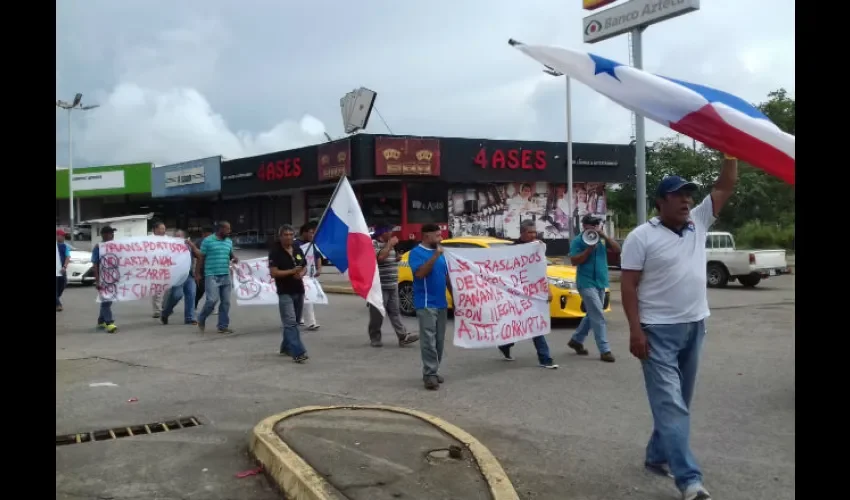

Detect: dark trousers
194,276,205,308
56,275,67,306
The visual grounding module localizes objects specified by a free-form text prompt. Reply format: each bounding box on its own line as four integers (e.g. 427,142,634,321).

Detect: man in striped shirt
195,221,238,334
368,224,419,348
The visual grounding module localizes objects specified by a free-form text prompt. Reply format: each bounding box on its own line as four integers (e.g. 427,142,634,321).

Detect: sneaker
153,313,161,319
56,305,63,312
370,340,383,348
539,361,559,369
307,324,320,331
600,352,616,363
424,377,439,390
500,349,515,361
185,320,198,325
567,339,590,355
160,315,169,325
644,462,674,479
105,324,118,334
217,327,234,334
398,333,420,346
436,375,445,384
198,322,206,333
682,484,711,500
96,323,107,331
294,354,308,364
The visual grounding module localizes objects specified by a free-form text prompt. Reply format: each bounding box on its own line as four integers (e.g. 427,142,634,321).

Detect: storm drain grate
56,416,202,446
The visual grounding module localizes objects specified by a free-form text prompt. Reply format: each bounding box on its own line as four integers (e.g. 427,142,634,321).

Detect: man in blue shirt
56,229,70,311
195,221,238,334
407,223,451,390
160,230,198,326
91,226,118,333
568,214,620,362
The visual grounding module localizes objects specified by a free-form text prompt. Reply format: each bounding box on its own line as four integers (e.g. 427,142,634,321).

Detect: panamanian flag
509,39,795,185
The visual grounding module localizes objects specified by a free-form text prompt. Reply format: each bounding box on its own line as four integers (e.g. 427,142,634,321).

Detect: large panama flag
509,39,795,185
314,176,385,315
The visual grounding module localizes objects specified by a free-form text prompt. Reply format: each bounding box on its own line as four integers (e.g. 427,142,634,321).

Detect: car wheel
737,273,761,288
706,263,729,288
398,282,415,317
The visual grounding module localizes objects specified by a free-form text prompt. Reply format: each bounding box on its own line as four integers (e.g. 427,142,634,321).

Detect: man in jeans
195,221,238,334
408,223,450,390
368,223,419,348
56,229,70,311
268,224,309,363
91,226,118,334
567,213,620,362
160,230,198,326
621,156,738,500
150,221,168,318
497,220,558,369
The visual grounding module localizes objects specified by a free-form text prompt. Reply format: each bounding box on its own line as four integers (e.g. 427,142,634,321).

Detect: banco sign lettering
582,0,700,44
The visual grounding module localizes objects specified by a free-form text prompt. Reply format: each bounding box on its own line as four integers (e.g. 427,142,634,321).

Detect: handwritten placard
233,257,328,306
445,241,551,348
95,236,191,303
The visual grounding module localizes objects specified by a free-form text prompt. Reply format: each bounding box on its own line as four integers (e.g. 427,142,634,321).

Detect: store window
406,182,448,224
360,182,401,226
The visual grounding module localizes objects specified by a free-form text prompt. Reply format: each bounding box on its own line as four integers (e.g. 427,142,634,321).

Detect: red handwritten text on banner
95,236,191,303
444,241,550,348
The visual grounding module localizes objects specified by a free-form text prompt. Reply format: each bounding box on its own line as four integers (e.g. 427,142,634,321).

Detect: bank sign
56,163,153,199
583,0,700,43
151,156,222,198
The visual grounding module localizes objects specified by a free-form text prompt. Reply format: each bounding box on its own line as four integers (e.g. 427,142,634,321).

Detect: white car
64,243,95,285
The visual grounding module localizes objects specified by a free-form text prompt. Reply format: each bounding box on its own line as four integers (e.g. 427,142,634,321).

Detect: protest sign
95,236,191,303
56,244,62,277
233,258,328,306
445,241,550,348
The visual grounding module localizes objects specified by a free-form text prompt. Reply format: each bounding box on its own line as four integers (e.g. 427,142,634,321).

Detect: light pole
56,93,99,242
544,67,575,236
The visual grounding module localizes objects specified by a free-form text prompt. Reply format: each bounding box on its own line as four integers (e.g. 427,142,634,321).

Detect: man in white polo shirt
620,155,737,500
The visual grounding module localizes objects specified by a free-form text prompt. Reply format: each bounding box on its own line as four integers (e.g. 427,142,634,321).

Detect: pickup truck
706,231,789,288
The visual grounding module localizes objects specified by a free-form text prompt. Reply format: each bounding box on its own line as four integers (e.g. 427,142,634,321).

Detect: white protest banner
233,258,329,306
56,244,62,277
95,236,191,303
445,241,550,348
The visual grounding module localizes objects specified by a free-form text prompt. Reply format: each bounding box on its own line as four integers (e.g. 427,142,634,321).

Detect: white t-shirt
300,242,320,278
620,195,716,325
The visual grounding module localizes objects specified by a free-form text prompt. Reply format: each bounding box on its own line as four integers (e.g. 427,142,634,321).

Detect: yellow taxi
397,236,611,318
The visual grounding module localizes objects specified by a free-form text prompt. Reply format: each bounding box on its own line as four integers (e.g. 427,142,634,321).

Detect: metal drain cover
56,416,202,446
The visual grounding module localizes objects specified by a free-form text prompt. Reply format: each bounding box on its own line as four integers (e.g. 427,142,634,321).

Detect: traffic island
250,405,519,500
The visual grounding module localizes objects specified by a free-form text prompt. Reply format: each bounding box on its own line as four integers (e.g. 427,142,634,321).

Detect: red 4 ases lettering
257,158,303,181
473,148,547,170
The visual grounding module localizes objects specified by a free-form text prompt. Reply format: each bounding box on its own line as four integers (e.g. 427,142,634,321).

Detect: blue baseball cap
656,176,698,198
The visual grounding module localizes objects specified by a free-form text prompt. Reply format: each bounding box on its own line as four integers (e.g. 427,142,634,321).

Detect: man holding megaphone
567,214,620,362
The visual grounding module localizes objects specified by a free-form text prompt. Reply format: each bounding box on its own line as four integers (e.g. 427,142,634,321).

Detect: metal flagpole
632,27,648,224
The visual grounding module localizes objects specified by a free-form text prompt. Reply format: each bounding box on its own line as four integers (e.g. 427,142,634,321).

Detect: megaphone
581,230,600,246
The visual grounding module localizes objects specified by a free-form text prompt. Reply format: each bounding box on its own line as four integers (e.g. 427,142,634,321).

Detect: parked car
706,231,788,288
396,236,611,319
73,223,92,241
64,243,96,285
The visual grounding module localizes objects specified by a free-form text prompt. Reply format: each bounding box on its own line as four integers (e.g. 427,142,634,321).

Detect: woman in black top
268,224,309,363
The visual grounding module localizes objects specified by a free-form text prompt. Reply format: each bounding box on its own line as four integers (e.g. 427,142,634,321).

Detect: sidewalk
251,406,518,500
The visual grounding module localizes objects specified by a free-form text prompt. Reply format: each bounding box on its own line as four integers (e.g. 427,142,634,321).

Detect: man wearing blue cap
620,155,738,500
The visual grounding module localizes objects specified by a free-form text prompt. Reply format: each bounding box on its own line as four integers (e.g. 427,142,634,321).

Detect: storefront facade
150,156,222,236
55,163,153,228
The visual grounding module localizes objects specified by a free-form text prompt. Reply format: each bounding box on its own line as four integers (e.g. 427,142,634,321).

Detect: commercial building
55,162,154,227
150,156,222,234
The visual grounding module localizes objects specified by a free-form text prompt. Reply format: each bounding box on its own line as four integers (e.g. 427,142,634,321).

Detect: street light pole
56,94,99,242
631,27,647,225
544,67,574,236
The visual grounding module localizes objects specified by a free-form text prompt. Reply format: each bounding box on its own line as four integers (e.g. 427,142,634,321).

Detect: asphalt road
56,275,795,500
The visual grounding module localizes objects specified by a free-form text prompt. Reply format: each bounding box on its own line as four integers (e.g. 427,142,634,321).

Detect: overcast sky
56,0,795,168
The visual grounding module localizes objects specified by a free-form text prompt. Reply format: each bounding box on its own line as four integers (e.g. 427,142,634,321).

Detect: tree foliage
609,88,795,236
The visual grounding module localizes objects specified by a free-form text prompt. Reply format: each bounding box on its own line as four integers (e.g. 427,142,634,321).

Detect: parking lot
56,273,794,500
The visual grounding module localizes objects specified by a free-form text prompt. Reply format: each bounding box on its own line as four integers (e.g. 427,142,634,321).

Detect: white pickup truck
706,231,789,288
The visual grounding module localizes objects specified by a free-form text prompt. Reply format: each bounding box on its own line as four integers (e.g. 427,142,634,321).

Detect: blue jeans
279,294,306,358
56,276,67,306
498,336,553,365
162,278,197,323
417,308,447,378
571,288,610,353
641,320,706,492
198,274,231,329
97,301,114,324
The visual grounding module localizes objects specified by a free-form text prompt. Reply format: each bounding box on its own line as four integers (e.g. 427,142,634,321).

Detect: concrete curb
250,405,520,500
